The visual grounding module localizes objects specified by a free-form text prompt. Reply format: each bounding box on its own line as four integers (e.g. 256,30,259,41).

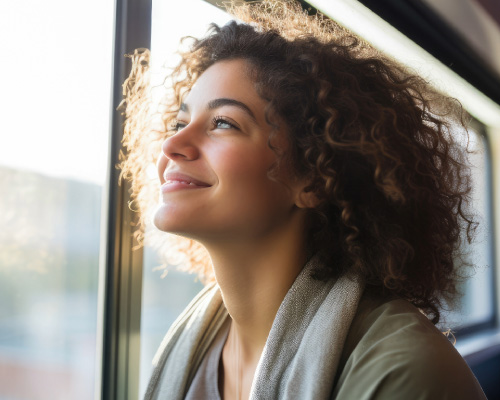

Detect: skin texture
155,59,313,399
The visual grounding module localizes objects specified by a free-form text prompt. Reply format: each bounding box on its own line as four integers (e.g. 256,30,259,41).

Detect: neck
204,211,309,364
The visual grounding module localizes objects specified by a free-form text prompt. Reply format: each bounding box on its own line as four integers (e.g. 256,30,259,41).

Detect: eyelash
171,121,186,132
170,116,239,133
211,116,239,130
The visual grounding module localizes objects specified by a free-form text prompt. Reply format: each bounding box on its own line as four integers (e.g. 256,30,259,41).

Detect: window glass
0,0,113,399
139,1,230,397
445,128,495,331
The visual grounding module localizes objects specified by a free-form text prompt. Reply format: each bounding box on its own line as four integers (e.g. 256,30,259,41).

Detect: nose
161,127,200,162
157,125,200,182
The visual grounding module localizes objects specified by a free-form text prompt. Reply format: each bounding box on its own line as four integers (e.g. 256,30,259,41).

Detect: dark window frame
354,0,500,106
99,0,152,399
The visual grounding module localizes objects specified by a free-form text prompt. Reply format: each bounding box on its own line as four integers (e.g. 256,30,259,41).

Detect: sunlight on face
154,60,302,243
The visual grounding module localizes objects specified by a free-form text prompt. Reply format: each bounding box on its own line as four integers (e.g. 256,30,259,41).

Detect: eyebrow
180,98,258,123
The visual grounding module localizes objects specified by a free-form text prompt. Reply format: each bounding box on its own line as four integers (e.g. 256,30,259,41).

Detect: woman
121,1,486,399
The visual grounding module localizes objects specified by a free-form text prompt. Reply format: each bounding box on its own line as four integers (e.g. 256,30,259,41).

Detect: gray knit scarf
145,257,364,400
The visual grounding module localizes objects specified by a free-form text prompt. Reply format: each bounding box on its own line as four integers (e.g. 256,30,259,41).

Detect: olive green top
333,293,486,399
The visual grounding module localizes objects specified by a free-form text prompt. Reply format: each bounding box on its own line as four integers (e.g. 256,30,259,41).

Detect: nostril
163,141,199,162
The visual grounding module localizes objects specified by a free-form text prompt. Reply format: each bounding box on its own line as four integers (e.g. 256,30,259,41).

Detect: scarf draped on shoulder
144,257,364,400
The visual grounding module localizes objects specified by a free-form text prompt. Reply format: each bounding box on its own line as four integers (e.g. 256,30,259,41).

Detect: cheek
214,147,292,213
214,143,276,185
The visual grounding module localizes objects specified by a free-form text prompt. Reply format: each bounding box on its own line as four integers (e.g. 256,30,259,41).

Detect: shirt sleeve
332,298,487,400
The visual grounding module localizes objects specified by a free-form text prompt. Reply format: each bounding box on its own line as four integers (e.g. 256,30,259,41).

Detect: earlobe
295,189,320,209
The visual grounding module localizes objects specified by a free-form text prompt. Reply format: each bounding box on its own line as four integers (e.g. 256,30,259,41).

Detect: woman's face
154,59,304,243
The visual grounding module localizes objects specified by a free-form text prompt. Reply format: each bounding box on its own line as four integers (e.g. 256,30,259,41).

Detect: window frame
96,0,152,399
453,119,498,338
355,0,500,106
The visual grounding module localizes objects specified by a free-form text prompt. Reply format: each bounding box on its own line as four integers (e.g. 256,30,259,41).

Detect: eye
170,120,187,132
212,116,239,131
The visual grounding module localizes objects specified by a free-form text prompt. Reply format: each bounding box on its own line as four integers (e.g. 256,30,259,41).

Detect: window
445,125,496,334
0,0,114,398
4,1,497,399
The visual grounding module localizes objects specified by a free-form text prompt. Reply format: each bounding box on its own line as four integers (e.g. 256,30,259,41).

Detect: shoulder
333,292,486,400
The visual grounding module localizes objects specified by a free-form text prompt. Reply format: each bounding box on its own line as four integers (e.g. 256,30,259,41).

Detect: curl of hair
120,0,476,323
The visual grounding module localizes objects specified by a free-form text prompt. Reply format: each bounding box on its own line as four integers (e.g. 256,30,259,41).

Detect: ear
294,187,320,209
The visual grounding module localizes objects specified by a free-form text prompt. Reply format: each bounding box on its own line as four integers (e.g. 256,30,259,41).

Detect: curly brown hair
120,0,476,324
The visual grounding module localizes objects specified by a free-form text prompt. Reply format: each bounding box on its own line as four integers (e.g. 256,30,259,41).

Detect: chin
153,204,179,233
153,204,196,238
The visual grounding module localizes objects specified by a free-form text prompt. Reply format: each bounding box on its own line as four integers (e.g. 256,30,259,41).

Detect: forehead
184,59,263,112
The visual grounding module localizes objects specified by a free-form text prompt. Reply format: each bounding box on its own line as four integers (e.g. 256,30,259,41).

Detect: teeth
166,179,197,185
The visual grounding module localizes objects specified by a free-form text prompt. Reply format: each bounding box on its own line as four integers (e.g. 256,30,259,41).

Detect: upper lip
163,171,212,187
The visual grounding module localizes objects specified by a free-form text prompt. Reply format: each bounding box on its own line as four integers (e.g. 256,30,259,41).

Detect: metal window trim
95,0,152,399
354,0,500,107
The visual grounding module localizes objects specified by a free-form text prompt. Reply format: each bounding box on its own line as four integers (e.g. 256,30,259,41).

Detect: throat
219,320,260,400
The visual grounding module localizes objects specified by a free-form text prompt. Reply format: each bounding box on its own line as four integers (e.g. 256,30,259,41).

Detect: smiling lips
161,172,211,193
